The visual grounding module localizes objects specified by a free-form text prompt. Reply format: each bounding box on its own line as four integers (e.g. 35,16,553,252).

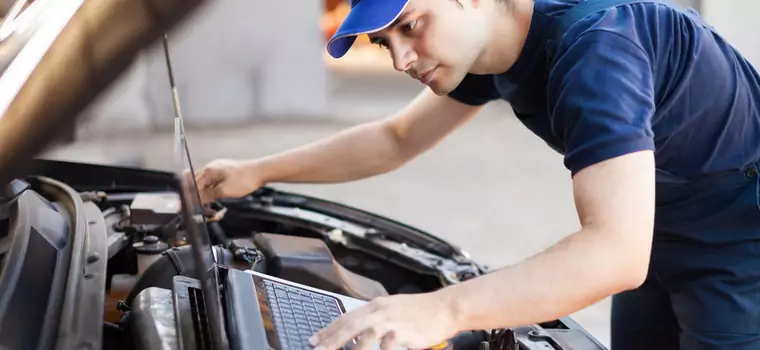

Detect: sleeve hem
566,139,655,176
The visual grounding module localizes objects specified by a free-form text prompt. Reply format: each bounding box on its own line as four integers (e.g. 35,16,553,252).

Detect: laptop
164,36,370,350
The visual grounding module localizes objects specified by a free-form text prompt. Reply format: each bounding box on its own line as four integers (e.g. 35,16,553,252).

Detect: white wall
77,0,329,137
700,1,760,67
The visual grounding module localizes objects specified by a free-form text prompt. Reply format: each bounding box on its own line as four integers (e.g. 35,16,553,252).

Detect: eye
373,39,389,49
401,19,418,33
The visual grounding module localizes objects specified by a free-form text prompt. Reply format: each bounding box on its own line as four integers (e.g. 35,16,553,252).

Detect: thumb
196,167,222,189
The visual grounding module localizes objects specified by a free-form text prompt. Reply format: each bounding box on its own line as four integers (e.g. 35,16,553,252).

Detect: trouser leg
656,238,760,350
610,273,680,350
612,237,760,350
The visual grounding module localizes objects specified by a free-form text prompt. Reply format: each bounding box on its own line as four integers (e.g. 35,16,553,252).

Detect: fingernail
309,336,318,345
313,346,325,350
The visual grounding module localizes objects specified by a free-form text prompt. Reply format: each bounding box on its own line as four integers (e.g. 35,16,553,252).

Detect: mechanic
194,0,760,349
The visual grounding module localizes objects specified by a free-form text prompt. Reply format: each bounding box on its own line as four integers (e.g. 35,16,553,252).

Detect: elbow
602,252,648,294
616,239,651,291
620,257,649,290
593,227,652,292
380,120,415,169
383,156,408,174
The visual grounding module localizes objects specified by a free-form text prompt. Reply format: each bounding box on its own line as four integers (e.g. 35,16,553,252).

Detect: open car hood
0,0,206,184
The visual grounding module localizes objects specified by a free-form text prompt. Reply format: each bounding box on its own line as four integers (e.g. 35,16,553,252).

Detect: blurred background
8,0,757,347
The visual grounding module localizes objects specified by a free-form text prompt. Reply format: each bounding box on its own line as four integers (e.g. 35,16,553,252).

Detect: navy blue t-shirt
448,0,760,177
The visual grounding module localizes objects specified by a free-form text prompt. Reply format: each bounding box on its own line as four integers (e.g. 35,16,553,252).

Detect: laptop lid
165,33,229,350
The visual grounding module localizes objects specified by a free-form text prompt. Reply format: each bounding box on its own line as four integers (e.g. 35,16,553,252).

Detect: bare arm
250,89,483,184
437,150,656,330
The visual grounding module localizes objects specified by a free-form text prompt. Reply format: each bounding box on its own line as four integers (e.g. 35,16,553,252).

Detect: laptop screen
174,111,229,350
163,32,228,349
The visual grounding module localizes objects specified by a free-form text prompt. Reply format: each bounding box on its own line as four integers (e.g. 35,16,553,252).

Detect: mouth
416,66,437,85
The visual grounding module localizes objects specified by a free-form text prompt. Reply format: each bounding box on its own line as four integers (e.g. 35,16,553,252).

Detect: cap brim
326,0,410,59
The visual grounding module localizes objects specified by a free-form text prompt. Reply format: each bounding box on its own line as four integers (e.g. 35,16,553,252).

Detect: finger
380,331,398,350
311,315,357,347
194,166,205,177
198,190,212,205
313,309,377,349
194,170,208,188
315,297,397,348
312,303,373,342
196,169,216,189
319,319,382,350
211,186,226,202
198,185,221,204
353,326,388,350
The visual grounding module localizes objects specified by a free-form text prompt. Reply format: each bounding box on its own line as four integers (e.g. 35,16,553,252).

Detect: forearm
245,91,481,186
438,228,648,332
250,120,409,185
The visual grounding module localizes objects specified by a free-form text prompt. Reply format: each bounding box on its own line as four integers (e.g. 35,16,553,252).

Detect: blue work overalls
545,1,760,349
611,165,760,349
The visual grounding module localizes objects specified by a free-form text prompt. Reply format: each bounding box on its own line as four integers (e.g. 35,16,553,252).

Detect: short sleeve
447,73,500,106
547,30,656,175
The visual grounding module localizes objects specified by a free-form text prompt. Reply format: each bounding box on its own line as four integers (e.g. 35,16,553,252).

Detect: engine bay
0,161,609,350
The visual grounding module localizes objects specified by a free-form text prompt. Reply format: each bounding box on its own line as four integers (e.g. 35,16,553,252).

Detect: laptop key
278,337,289,348
261,279,349,350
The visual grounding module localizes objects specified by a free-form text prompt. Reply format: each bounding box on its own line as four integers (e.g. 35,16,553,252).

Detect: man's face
368,0,492,95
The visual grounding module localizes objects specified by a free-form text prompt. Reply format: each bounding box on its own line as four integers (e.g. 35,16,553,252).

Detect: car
0,0,609,349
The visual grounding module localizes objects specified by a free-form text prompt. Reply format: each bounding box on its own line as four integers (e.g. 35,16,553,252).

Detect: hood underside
0,0,207,185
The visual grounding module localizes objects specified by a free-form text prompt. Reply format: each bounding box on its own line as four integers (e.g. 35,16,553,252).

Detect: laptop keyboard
263,279,343,349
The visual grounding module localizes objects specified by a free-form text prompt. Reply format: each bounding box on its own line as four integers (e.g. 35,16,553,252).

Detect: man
195,0,760,349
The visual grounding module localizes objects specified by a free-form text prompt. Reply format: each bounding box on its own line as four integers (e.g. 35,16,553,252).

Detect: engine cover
253,233,388,301
130,287,177,350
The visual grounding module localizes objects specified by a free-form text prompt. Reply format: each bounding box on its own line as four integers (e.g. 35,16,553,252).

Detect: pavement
43,69,612,347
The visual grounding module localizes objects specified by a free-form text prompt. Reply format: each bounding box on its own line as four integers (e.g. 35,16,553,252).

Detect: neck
470,0,533,74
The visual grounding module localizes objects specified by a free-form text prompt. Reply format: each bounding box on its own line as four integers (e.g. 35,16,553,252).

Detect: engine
0,172,608,350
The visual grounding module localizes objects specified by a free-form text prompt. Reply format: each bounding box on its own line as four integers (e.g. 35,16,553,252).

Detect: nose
389,41,417,72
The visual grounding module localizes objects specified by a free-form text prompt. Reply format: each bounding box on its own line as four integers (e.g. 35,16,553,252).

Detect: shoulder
544,1,697,97
550,0,693,60
540,1,684,173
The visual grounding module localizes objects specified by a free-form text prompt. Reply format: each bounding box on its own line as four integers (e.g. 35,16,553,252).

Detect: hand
309,292,460,350
193,159,263,203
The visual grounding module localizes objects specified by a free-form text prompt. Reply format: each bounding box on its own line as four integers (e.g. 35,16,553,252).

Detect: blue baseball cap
326,0,411,59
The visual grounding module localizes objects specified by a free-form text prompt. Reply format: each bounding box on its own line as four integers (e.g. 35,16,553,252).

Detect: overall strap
544,0,706,64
